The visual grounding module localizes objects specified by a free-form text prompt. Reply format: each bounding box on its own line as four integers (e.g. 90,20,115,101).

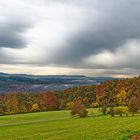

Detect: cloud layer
0,0,140,76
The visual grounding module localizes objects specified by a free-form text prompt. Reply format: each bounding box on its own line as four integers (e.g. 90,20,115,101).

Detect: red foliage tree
46,91,57,111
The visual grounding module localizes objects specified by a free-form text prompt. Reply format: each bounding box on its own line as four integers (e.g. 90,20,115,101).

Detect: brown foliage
128,95,140,116
70,100,88,117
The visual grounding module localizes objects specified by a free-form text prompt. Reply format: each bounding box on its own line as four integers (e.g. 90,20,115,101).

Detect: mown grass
0,109,140,140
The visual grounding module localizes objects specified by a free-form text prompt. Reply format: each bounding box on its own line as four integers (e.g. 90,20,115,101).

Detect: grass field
0,109,140,140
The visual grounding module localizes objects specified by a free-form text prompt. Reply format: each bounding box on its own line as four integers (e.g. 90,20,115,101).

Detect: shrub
122,106,129,116
114,107,124,117
101,105,107,115
109,107,115,117
108,106,129,117
70,101,88,118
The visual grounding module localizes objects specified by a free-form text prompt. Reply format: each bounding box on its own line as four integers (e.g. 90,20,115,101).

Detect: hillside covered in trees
0,73,113,93
1,77,140,115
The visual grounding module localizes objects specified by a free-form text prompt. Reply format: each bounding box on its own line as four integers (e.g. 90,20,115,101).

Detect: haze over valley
0,73,113,93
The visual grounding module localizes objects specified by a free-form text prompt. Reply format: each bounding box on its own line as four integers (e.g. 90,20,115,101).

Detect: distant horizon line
0,71,135,78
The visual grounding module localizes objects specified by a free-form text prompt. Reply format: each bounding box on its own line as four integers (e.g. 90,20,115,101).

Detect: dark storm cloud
0,34,25,49
50,0,140,66
0,21,33,48
1,0,140,76
0,0,35,49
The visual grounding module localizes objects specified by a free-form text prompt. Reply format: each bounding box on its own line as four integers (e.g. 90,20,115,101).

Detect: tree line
1,77,140,116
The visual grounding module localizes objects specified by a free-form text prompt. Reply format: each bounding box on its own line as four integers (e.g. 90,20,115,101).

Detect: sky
0,0,140,77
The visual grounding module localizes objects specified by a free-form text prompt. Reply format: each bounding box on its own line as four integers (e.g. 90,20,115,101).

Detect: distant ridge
0,72,115,94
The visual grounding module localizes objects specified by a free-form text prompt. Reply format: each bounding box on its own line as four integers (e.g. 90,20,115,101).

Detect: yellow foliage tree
67,101,74,110
91,102,99,108
32,103,39,111
117,90,127,106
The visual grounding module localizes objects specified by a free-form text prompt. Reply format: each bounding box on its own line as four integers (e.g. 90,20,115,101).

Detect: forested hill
0,76,140,115
0,73,113,93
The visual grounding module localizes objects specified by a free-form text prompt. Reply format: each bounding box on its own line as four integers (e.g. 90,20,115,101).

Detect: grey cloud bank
0,0,140,76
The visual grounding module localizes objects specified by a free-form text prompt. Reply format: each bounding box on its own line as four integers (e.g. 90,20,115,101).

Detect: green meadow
0,109,140,140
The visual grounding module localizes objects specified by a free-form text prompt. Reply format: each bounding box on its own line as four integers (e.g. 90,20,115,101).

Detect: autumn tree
3,93,18,114
117,90,127,106
67,101,75,109
32,103,39,112
70,100,88,118
39,93,48,111
19,93,33,113
46,91,57,111
128,95,139,116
